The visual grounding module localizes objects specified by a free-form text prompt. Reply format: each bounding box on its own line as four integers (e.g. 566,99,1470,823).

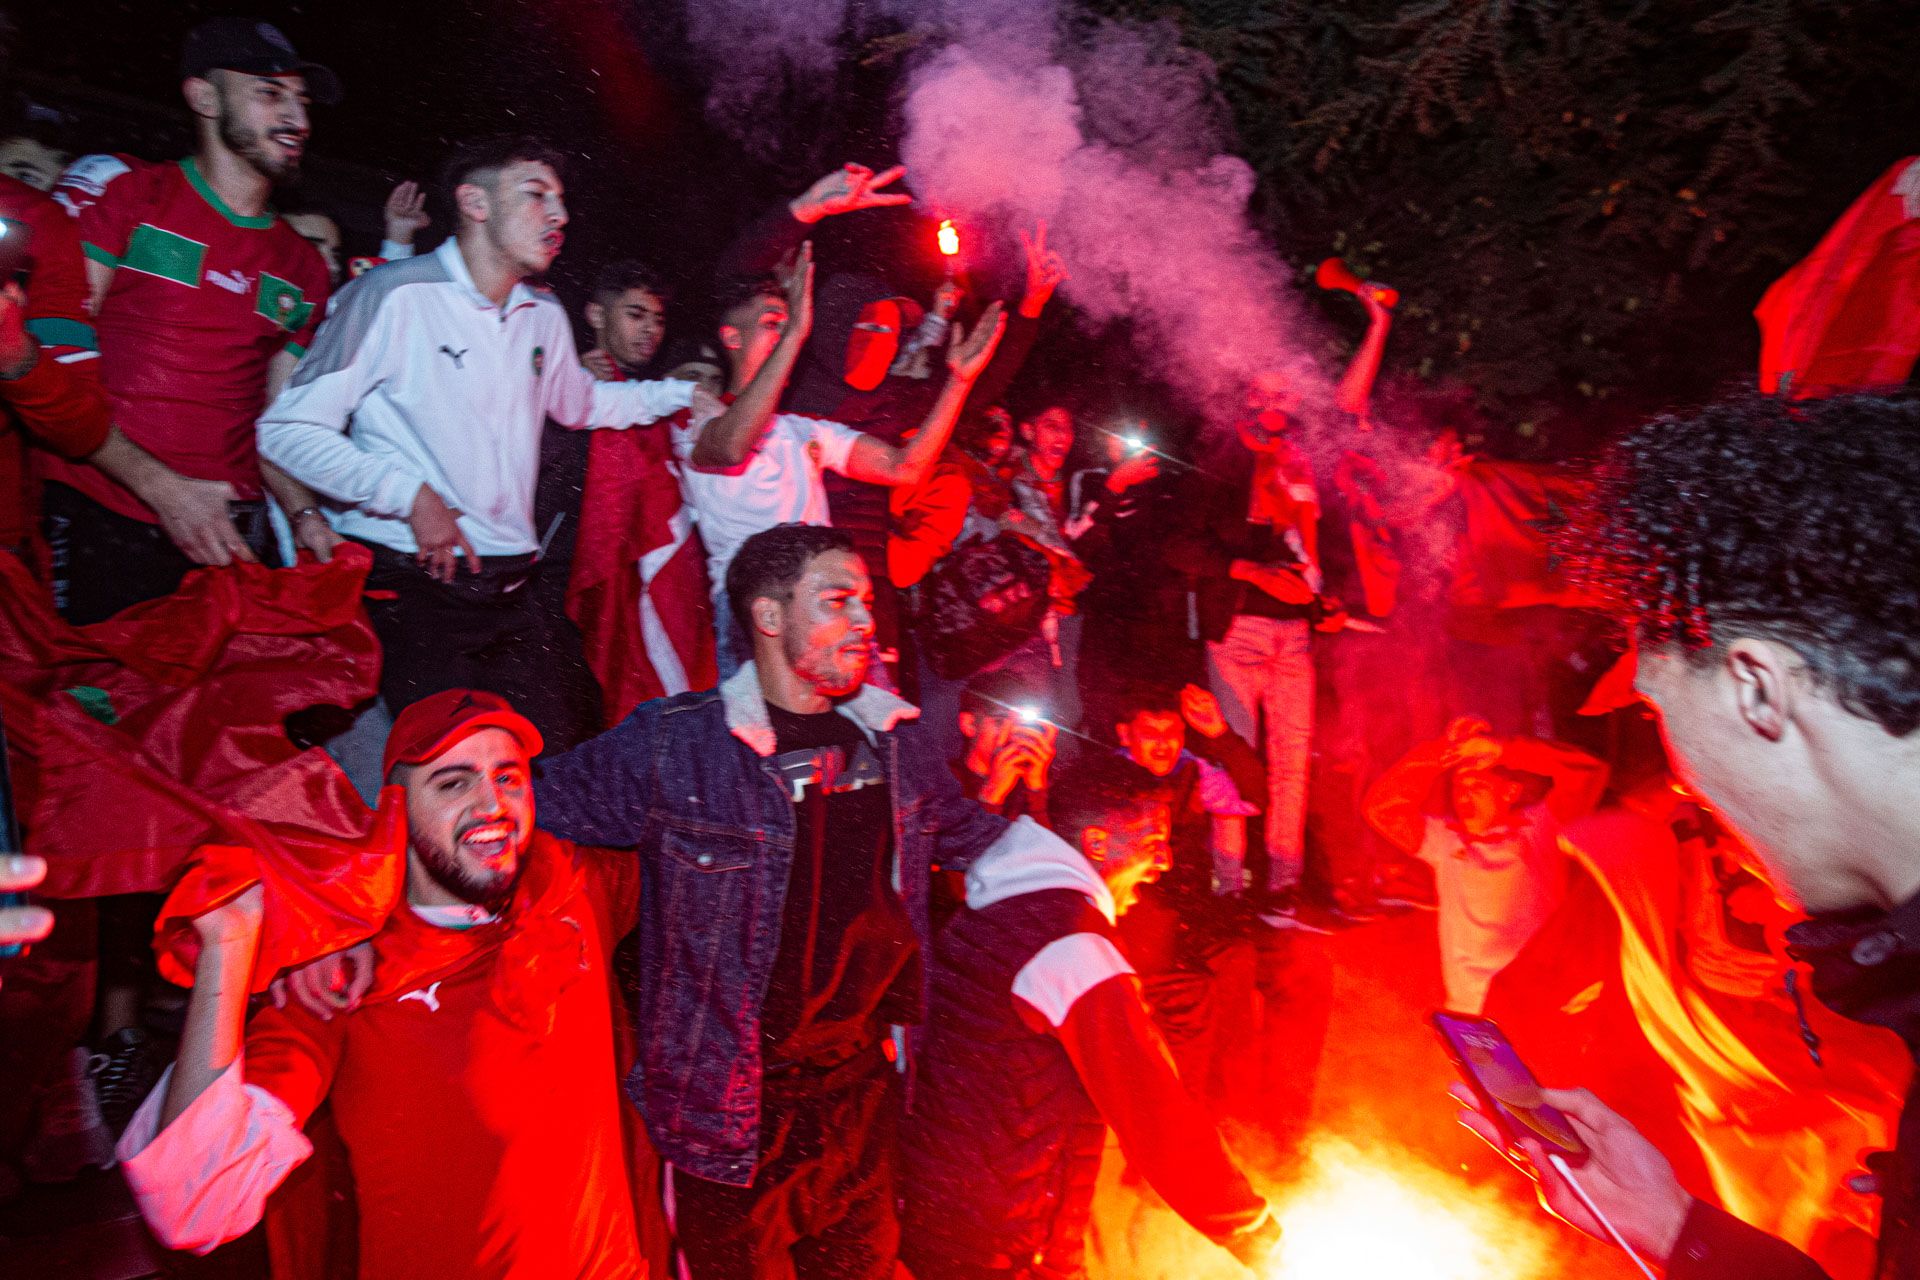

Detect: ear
182,75,221,121
584,300,606,332
1080,826,1109,864
1114,722,1133,748
749,595,783,639
1727,639,1794,743
718,324,745,354
1019,420,1037,444
455,182,490,225
958,710,978,739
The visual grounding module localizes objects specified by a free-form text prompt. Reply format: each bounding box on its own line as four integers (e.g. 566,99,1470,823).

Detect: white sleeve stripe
1011,932,1135,1029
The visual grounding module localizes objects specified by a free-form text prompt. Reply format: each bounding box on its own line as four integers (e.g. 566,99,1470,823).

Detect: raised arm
1363,732,1458,856
843,302,1005,487
689,245,814,470
116,884,339,1254
1334,291,1393,420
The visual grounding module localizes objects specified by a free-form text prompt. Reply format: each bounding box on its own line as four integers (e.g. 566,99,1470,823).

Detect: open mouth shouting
458,820,519,868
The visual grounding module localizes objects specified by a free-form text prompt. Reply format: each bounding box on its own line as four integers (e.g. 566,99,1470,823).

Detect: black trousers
41,481,277,625
357,540,597,754
671,1055,901,1280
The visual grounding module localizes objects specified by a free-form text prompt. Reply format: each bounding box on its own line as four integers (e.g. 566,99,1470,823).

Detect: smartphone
1432,1011,1588,1165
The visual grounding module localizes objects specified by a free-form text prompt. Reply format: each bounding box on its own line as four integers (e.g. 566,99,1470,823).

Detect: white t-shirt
1417,803,1564,1014
670,404,863,590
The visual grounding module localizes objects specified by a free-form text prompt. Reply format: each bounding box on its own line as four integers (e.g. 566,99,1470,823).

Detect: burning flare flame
937,218,961,257
1268,1137,1554,1280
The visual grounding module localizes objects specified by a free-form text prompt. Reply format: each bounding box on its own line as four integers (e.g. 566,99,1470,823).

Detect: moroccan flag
1755,157,1920,398
1448,460,1601,612
567,407,716,725
0,546,381,903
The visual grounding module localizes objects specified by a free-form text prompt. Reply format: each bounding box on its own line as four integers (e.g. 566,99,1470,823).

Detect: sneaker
21,1047,116,1182
90,1027,164,1139
1255,891,1335,935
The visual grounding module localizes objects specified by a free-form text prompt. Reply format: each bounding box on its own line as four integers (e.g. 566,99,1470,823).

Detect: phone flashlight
1122,435,1147,455
1015,705,1043,724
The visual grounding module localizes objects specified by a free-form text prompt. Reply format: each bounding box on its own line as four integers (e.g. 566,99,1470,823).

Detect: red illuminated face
403,728,535,912
1118,710,1185,778
845,299,905,391
1089,804,1174,915
1021,407,1074,476
1450,765,1525,835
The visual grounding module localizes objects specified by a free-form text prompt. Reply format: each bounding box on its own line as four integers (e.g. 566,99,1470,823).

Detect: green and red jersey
46,154,327,520
0,172,108,552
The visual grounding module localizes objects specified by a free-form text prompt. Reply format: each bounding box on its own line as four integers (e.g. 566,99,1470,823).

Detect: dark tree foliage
1085,0,1920,453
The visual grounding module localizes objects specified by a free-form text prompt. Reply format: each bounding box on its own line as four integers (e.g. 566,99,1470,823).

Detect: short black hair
1578,391,1920,736
1114,682,1183,725
711,273,783,329
592,258,669,308
725,523,858,634
440,135,566,213
1050,764,1165,853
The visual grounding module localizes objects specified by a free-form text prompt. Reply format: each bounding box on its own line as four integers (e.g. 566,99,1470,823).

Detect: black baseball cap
179,17,342,105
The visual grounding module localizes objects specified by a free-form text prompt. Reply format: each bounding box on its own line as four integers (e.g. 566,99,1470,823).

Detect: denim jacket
534,662,1035,1186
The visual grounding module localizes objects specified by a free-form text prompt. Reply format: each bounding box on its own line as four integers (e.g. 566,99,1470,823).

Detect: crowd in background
1,13,1916,1280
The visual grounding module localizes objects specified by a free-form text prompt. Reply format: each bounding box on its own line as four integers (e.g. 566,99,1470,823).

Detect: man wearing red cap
113,688,648,1278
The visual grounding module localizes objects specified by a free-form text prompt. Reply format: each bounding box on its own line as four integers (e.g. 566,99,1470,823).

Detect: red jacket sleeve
242,1000,351,1130
1050,973,1268,1247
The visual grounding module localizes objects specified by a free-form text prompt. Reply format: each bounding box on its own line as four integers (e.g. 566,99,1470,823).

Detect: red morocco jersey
45,155,328,520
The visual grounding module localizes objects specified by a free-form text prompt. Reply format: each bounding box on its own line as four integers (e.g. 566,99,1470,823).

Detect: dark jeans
357,540,597,754
671,1054,901,1280
41,481,277,625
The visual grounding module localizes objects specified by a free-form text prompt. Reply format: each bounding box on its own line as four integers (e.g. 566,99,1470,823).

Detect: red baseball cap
382,689,543,780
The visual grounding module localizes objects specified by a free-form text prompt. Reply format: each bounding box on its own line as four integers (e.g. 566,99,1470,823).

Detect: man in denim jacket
535,522,1082,1280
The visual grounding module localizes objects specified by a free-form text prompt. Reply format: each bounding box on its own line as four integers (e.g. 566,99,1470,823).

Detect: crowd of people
2,13,1919,1280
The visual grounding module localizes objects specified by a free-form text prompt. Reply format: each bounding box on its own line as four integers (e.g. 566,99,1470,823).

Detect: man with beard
533,523,1093,1280
258,136,769,749
115,689,648,1277
42,17,337,622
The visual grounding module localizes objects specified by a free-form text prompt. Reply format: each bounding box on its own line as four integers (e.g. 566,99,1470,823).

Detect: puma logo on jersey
206,268,252,294
398,981,443,1012
440,345,469,369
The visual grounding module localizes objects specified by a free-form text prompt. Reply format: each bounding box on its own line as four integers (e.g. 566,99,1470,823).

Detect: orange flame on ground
937,218,961,257
1269,1137,1556,1280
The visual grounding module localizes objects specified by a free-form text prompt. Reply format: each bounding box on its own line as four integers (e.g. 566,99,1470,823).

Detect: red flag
0,546,381,902
1448,460,1601,612
1755,157,1920,398
567,410,716,724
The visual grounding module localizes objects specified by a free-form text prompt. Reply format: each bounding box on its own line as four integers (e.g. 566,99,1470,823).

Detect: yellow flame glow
937,218,961,256
1270,1137,1555,1280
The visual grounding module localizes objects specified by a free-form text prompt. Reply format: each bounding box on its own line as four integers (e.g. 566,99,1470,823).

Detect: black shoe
90,1028,163,1138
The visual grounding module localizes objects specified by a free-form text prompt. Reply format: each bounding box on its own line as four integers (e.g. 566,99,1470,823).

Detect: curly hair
1576,391,1920,736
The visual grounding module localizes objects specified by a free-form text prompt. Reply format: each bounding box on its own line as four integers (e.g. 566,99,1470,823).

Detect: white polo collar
435,236,541,315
